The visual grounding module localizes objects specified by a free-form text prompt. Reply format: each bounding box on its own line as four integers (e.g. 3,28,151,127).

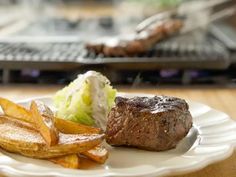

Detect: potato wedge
82,145,109,164
0,97,34,124
30,101,59,146
0,115,36,131
33,101,101,134
49,154,80,169
55,118,101,135
0,117,104,158
0,98,102,135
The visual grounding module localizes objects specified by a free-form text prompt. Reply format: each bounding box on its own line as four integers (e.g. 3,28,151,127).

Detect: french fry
0,97,34,124
0,97,102,135
55,118,101,135
0,116,105,158
0,97,109,169
82,145,109,164
28,100,101,135
30,101,59,146
0,115,36,131
49,154,80,169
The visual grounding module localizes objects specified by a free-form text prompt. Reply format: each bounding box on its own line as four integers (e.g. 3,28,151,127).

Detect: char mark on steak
105,96,192,151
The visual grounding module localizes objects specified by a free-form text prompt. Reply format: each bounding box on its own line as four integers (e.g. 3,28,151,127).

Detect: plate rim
0,92,235,177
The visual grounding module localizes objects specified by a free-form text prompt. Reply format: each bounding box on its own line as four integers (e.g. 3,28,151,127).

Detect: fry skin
82,145,109,164
55,118,101,135
49,154,80,169
0,97,34,125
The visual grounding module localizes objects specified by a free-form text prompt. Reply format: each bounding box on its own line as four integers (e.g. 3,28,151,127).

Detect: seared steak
105,96,192,151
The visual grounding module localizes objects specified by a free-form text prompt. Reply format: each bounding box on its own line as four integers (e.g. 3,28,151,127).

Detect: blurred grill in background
0,0,236,86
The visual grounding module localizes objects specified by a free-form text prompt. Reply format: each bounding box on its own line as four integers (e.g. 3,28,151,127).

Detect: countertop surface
0,85,236,177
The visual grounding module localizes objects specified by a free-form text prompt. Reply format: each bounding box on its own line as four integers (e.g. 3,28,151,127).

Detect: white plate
0,92,236,177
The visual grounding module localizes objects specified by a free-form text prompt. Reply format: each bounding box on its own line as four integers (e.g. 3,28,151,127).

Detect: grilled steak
105,96,192,151
86,18,183,57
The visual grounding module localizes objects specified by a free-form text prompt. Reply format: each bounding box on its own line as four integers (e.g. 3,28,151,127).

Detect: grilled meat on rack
86,18,183,57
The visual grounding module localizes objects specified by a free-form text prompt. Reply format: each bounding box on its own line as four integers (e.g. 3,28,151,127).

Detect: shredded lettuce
105,85,116,110
53,71,116,127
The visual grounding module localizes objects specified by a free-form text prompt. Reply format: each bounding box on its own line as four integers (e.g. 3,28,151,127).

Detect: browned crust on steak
105,96,192,151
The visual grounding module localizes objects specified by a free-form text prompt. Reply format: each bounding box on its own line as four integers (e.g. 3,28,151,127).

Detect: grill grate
83,34,230,69
0,33,231,70
0,42,87,62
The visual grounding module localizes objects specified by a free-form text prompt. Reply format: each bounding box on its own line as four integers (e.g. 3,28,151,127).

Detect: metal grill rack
0,27,234,83
0,34,230,70
0,42,87,71
0,42,86,63
84,34,230,69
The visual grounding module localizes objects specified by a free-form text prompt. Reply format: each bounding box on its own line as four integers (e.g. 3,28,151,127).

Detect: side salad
53,71,116,130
